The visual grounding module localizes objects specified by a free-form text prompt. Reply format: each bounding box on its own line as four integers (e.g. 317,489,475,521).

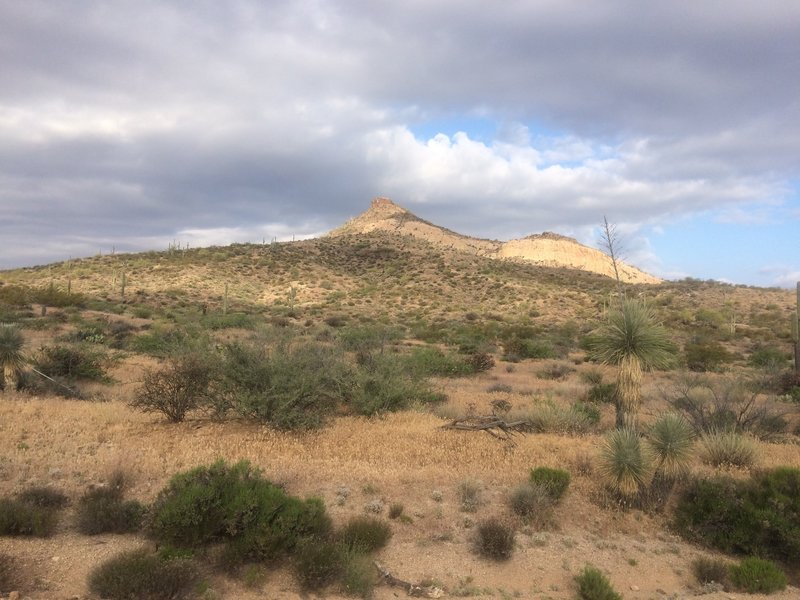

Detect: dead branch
374,561,444,598
441,415,530,442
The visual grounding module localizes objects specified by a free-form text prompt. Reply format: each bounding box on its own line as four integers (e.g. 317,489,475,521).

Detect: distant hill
329,198,661,284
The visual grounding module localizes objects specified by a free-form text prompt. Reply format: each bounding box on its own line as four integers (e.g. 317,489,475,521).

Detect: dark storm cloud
0,0,798,279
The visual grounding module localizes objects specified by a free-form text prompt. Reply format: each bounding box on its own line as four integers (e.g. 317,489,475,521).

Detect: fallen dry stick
374,561,445,598
440,415,530,441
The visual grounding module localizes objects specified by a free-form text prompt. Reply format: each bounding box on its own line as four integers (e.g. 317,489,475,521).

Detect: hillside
0,206,798,600
330,197,662,284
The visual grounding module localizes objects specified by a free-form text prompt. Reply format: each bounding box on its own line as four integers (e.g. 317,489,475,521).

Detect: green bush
17,486,69,509
149,460,331,562
404,346,475,378
0,497,60,537
339,516,392,553
691,556,729,587
529,467,571,502
587,382,616,404
87,549,199,600
129,327,192,357
536,363,575,381
76,487,145,535
684,337,735,372
32,344,109,381
729,557,787,594
527,400,596,434
223,341,352,430
503,336,556,360
130,351,219,423
457,479,483,513
575,565,622,600
350,353,444,416
294,538,344,590
749,345,789,369
674,468,800,564
473,518,515,561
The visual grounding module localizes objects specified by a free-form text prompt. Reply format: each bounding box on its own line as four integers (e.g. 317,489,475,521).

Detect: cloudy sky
1,1,798,287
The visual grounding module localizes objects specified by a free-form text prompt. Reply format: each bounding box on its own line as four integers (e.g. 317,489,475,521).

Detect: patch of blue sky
646,203,799,287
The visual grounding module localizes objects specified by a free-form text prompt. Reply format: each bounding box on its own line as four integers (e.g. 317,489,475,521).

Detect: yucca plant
700,430,758,468
647,412,694,508
0,325,25,392
649,413,694,478
600,428,650,500
588,299,675,430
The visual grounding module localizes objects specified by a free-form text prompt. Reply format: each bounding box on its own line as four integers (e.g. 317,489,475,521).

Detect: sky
1,1,798,288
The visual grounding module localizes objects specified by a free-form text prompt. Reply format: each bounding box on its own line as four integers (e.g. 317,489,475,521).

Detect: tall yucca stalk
0,325,25,392
589,299,675,431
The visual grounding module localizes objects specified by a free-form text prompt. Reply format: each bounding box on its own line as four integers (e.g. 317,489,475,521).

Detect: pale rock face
329,198,661,284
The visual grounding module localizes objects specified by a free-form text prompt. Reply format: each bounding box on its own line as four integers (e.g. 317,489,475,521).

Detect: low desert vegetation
1,230,799,598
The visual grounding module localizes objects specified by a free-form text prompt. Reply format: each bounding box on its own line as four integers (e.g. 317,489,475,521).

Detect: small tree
0,325,25,392
588,299,674,430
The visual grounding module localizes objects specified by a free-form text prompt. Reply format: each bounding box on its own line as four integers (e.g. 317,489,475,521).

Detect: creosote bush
77,486,145,535
33,344,109,382
149,460,331,563
457,479,483,513
575,565,622,600
473,518,515,561
729,557,787,594
674,467,800,564
0,495,61,538
294,538,344,590
87,548,199,600
17,486,69,509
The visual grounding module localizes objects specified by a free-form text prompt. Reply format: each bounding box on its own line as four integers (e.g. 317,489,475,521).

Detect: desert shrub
700,431,758,468
32,344,109,381
599,428,649,500
388,503,404,519
729,557,787,594
201,312,258,330
536,362,575,381
17,486,69,509
487,382,512,394
294,538,344,590
527,400,595,434
457,479,483,513
87,548,199,600
684,337,735,372
691,556,729,587
129,327,192,357
503,336,556,360
337,324,403,357
131,351,219,423
222,340,352,429
467,352,495,373
341,551,378,598
149,460,331,562
339,516,391,553
587,382,616,404
473,518,515,561
674,468,800,563
404,346,475,378
667,374,786,439
0,498,59,537
350,353,444,416
749,345,789,369
29,285,86,308
575,565,622,600
509,483,554,528
76,486,145,535
529,467,570,502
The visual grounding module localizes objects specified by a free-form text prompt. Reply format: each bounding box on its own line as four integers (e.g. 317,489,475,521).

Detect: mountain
328,198,661,284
